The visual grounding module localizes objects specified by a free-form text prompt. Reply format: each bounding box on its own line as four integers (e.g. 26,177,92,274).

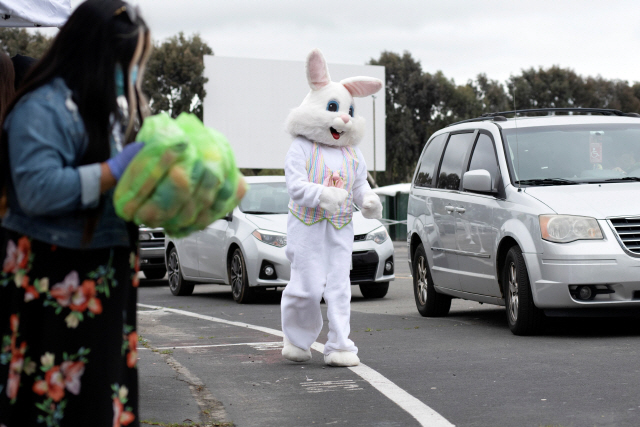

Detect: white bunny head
285,49,383,147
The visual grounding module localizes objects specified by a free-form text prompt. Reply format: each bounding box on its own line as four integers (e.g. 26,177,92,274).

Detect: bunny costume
281,49,383,367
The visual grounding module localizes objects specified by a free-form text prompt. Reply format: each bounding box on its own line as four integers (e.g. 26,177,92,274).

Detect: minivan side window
437,132,475,190
414,134,447,188
467,133,499,189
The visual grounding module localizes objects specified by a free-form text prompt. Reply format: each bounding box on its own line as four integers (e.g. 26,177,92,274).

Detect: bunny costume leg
281,214,357,356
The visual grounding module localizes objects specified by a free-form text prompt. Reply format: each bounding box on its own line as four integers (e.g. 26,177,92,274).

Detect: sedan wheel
167,247,194,296
502,246,544,335
359,282,389,299
229,248,254,304
413,243,451,317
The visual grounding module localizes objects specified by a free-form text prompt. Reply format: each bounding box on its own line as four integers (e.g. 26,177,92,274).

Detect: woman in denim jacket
0,1,150,425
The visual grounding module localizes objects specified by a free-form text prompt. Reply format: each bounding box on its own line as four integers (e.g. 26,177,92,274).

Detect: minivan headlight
252,229,287,247
539,215,603,243
366,226,389,244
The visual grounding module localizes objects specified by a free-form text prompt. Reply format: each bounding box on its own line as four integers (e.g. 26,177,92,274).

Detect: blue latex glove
106,142,144,181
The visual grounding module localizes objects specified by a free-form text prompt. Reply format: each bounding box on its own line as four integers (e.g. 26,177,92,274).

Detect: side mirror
463,169,494,193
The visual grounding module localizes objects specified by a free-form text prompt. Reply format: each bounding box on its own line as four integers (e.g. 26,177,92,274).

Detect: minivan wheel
167,247,195,296
413,243,451,317
502,246,545,335
359,282,389,299
229,248,255,304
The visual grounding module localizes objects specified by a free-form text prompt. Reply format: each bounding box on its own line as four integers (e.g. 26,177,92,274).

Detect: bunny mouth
330,127,344,140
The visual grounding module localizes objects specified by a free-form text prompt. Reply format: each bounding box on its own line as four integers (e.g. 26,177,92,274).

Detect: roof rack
447,108,640,127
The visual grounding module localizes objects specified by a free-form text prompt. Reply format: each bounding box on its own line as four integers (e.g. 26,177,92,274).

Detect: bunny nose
340,114,350,124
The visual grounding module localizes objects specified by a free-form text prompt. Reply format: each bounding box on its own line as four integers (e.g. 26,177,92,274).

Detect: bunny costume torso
282,136,372,355
288,141,358,229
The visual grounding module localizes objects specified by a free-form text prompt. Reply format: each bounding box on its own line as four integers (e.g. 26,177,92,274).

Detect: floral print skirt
0,231,140,427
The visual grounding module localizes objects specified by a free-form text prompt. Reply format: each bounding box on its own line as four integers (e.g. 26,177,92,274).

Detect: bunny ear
340,77,383,97
306,49,331,90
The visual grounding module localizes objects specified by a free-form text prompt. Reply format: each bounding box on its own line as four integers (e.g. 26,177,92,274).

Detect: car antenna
512,82,521,192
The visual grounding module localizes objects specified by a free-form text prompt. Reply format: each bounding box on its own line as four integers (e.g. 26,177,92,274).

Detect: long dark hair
0,51,14,121
0,0,151,233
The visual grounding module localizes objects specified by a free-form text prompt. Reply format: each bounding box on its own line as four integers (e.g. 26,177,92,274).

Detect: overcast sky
36,0,640,85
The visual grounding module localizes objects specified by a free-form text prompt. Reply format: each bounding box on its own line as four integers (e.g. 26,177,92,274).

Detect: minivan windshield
504,123,640,185
239,182,290,214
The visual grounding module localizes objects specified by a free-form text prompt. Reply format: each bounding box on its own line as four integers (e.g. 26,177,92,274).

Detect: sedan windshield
239,182,290,214
504,123,640,185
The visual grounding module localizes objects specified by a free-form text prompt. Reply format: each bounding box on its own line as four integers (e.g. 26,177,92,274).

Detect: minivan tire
413,243,451,317
167,247,195,296
502,245,545,335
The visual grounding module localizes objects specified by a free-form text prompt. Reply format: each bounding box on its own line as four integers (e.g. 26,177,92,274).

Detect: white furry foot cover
319,187,349,215
282,340,312,362
324,351,360,367
361,191,382,219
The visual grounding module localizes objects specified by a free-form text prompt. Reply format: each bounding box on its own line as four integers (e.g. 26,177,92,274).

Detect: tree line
369,51,640,186
3,28,640,185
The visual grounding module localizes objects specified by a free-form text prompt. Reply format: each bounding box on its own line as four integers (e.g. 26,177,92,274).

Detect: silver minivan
407,109,640,335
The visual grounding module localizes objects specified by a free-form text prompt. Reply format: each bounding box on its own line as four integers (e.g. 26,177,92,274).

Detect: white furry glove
319,187,348,215
361,191,383,219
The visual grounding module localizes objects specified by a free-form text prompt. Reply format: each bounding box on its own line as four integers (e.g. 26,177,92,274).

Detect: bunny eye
326,101,339,112
349,106,354,117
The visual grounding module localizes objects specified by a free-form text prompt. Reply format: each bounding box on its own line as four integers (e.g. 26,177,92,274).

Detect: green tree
0,28,52,58
476,73,510,113
369,51,424,186
142,32,213,120
508,66,585,109
369,52,486,185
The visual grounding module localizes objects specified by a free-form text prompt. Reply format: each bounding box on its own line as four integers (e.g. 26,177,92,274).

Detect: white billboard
203,56,385,171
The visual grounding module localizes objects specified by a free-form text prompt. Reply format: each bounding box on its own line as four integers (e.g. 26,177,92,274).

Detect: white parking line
138,341,283,350
138,303,455,427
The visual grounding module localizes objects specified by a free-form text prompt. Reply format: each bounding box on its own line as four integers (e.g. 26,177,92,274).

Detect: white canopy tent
0,0,70,27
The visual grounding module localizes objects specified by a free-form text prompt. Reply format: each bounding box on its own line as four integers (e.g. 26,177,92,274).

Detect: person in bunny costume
281,49,383,367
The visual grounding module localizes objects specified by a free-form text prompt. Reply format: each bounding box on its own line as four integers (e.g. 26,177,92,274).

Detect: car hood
525,183,640,219
242,211,384,235
352,211,385,235
243,213,288,233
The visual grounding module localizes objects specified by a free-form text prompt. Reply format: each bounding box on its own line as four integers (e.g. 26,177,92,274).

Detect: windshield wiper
604,177,640,182
515,178,578,186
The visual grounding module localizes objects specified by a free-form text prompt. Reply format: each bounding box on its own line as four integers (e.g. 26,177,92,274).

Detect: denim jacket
2,77,130,249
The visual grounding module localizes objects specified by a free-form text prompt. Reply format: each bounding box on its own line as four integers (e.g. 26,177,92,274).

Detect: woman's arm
100,163,117,193
7,100,103,216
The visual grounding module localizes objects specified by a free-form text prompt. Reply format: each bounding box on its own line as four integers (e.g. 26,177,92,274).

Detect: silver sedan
164,176,395,303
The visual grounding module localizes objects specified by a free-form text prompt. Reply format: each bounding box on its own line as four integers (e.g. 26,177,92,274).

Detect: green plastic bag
114,112,246,237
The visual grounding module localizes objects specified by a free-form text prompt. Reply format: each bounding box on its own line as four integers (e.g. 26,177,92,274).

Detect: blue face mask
115,64,140,97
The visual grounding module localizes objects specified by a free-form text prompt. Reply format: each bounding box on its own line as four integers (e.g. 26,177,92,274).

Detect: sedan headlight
539,215,603,243
252,229,287,247
366,226,389,244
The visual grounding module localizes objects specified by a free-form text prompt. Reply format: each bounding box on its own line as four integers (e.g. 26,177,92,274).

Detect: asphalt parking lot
137,241,640,427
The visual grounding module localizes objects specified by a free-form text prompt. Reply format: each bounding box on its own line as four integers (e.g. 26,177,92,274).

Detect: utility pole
372,94,377,183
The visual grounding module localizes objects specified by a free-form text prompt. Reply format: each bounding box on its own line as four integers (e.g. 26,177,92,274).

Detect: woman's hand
100,142,144,192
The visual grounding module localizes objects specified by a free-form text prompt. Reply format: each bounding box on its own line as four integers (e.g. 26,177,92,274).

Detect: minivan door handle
455,207,466,214
445,205,455,213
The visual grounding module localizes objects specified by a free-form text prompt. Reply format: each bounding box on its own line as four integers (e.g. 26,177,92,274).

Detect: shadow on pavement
441,305,640,338
196,287,284,305
138,278,168,288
